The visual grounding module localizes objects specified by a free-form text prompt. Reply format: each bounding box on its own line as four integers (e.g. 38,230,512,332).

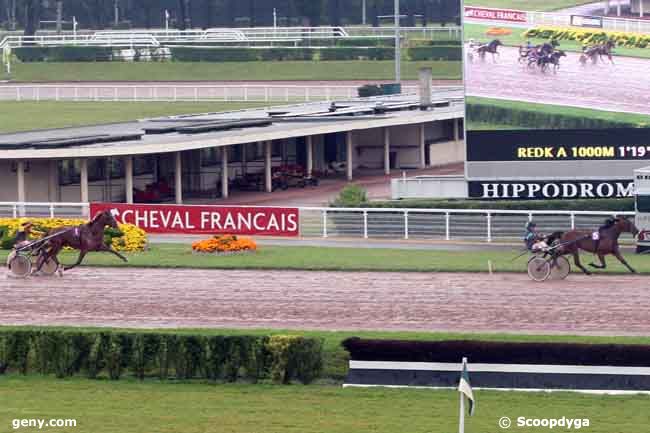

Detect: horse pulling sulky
6,210,128,278
524,216,640,282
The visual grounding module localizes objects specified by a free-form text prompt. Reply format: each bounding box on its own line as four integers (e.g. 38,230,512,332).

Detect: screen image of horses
463,2,650,132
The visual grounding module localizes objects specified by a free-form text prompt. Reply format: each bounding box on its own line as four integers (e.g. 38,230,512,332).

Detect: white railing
0,202,635,243
0,26,460,49
0,84,421,103
528,10,650,34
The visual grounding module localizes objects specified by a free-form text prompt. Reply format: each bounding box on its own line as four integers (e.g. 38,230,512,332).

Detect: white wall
0,160,52,202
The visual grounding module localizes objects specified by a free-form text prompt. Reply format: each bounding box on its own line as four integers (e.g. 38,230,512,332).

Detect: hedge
408,46,461,61
171,47,258,62
342,338,650,366
308,47,390,61
0,329,323,384
0,218,147,252
523,27,650,49
259,48,317,61
335,37,394,47
14,46,113,62
365,198,635,211
466,101,644,130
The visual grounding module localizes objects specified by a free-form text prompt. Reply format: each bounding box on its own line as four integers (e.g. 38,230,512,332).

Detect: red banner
464,6,527,23
90,203,300,237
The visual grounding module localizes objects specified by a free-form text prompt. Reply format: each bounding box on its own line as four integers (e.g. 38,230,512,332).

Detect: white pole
73,16,78,43
459,357,467,433
362,0,367,25
165,10,170,32
394,0,401,83
273,8,277,29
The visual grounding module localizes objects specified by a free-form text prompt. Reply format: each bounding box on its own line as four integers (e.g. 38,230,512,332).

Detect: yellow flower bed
192,235,257,254
0,217,147,252
524,27,650,49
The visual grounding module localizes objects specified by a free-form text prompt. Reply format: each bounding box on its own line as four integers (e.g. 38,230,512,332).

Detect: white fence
0,84,421,103
527,10,650,34
0,202,635,243
0,26,460,49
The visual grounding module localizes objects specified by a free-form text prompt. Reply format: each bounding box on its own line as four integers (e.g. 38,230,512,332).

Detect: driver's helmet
526,221,537,231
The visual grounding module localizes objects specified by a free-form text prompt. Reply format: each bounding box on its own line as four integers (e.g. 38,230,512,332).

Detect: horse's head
493,39,503,46
615,216,639,237
92,210,119,229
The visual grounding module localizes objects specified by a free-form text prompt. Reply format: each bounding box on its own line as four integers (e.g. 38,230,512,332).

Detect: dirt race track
465,46,650,115
2,267,650,335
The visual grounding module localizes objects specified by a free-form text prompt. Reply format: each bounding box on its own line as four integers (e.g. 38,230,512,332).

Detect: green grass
467,96,650,128
464,0,610,12
1,375,650,433
1,243,647,274
0,101,267,134
5,60,461,82
464,23,650,59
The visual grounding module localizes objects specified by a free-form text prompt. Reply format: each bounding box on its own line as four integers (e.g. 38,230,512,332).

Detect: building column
454,118,460,142
383,127,390,175
125,156,133,204
306,136,313,177
419,124,426,169
104,157,112,202
346,131,353,181
604,0,610,14
48,160,58,202
617,0,621,16
221,147,229,199
265,141,272,193
641,0,645,17
16,160,25,203
174,152,183,204
80,158,89,203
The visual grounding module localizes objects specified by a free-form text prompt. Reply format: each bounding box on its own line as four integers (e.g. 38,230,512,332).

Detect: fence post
55,87,60,101
12,204,17,218
16,87,21,101
113,87,118,101
285,87,289,102
404,211,409,240
445,212,450,241
194,87,199,101
224,87,229,102
486,213,492,242
173,87,178,102
74,87,79,101
363,211,368,239
243,87,248,102
49,204,55,218
570,213,576,230
322,210,328,238
305,87,310,102
36,87,40,102
265,87,269,102
528,212,533,222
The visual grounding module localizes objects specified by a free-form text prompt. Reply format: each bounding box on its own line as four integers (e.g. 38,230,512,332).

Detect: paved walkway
2,268,649,335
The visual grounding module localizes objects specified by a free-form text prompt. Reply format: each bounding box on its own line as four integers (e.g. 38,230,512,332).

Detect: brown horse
36,210,128,272
558,216,638,275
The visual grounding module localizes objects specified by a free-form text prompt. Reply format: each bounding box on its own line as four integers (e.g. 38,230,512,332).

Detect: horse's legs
613,248,636,273
589,254,607,269
572,252,592,275
63,250,87,271
100,245,129,262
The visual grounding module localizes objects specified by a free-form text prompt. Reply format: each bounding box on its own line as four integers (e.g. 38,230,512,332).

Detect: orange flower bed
192,235,257,254
486,27,512,36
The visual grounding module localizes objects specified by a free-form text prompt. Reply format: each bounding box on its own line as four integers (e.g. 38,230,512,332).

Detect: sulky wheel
527,256,551,282
9,254,32,278
36,256,59,276
549,256,571,280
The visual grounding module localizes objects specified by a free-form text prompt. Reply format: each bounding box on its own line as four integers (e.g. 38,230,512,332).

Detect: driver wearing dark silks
6,221,36,267
524,221,547,252
592,216,617,253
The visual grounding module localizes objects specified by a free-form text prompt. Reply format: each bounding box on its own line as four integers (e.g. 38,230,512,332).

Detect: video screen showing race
463,2,650,131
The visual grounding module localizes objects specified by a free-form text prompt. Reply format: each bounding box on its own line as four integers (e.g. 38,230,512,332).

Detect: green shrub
13,46,113,62
331,185,369,208
467,102,643,129
408,46,461,61
0,329,323,384
320,47,370,61
366,198,635,211
259,48,316,61
171,47,258,62
336,37,394,47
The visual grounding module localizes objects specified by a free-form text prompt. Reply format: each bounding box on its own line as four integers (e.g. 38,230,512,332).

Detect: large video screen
463,3,650,199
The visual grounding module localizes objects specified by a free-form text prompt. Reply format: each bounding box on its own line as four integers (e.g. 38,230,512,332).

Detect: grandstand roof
0,89,464,160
